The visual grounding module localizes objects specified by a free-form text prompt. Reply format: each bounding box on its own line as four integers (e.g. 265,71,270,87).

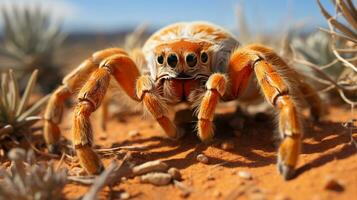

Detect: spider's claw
77,145,104,175
277,136,300,180
277,156,296,180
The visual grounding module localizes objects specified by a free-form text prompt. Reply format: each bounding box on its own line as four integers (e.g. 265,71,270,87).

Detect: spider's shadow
111,110,356,178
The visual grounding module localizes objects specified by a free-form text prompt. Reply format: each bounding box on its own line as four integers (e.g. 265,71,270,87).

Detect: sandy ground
52,102,357,200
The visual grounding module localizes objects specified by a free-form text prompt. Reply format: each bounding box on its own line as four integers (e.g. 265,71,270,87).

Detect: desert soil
55,102,357,200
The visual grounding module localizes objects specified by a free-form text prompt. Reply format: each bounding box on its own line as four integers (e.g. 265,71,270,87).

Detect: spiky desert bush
0,4,66,92
0,70,49,151
0,148,67,200
315,0,357,101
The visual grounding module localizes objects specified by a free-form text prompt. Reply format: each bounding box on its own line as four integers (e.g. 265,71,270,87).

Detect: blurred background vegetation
0,1,354,92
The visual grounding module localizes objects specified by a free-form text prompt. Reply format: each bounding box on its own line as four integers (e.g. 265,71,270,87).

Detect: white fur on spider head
142,21,240,79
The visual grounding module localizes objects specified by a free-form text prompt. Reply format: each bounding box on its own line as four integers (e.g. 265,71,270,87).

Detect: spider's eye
200,52,208,63
157,55,164,65
167,54,178,68
186,53,197,67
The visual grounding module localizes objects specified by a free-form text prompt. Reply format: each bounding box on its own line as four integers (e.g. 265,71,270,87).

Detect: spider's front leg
72,52,140,174
136,76,179,139
196,73,227,142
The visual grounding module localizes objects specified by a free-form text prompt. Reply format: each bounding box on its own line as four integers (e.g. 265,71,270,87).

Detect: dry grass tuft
0,69,49,152
0,148,67,200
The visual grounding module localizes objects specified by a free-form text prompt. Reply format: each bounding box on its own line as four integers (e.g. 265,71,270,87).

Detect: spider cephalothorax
43,22,322,180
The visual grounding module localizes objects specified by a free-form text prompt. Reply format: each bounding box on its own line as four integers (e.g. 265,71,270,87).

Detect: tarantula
43,22,322,180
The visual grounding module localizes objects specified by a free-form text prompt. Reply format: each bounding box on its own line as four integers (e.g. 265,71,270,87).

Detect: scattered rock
196,154,209,164
180,192,190,198
324,176,344,192
213,190,222,198
168,167,182,180
98,136,106,141
274,194,291,200
221,141,235,150
132,160,169,175
128,130,140,137
238,171,253,180
140,172,172,186
174,180,192,198
207,174,215,181
120,192,130,200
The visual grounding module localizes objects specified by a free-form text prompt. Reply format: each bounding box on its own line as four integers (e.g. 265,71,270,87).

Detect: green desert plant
0,4,66,92
0,69,49,150
0,148,67,200
292,31,345,77
292,1,357,102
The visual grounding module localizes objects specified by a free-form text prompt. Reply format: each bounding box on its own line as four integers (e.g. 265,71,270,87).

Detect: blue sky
0,0,335,33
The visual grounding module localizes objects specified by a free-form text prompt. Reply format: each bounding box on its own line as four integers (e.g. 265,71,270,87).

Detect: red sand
58,104,357,200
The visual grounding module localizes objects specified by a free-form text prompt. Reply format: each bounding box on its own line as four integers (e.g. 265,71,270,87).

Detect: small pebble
168,167,182,180
207,175,215,181
98,136,106,141
238,171,253,180
180,192,190,198
140,172,172,186
221,141,235,150
274,194,291,200
128,130,140,137
213,190,222,198
196,154,209,164
120,192,130,200
323,176,344,191
132,160,169,175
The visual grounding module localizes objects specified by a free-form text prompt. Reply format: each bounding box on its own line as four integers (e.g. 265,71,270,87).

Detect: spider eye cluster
156,51,209,68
